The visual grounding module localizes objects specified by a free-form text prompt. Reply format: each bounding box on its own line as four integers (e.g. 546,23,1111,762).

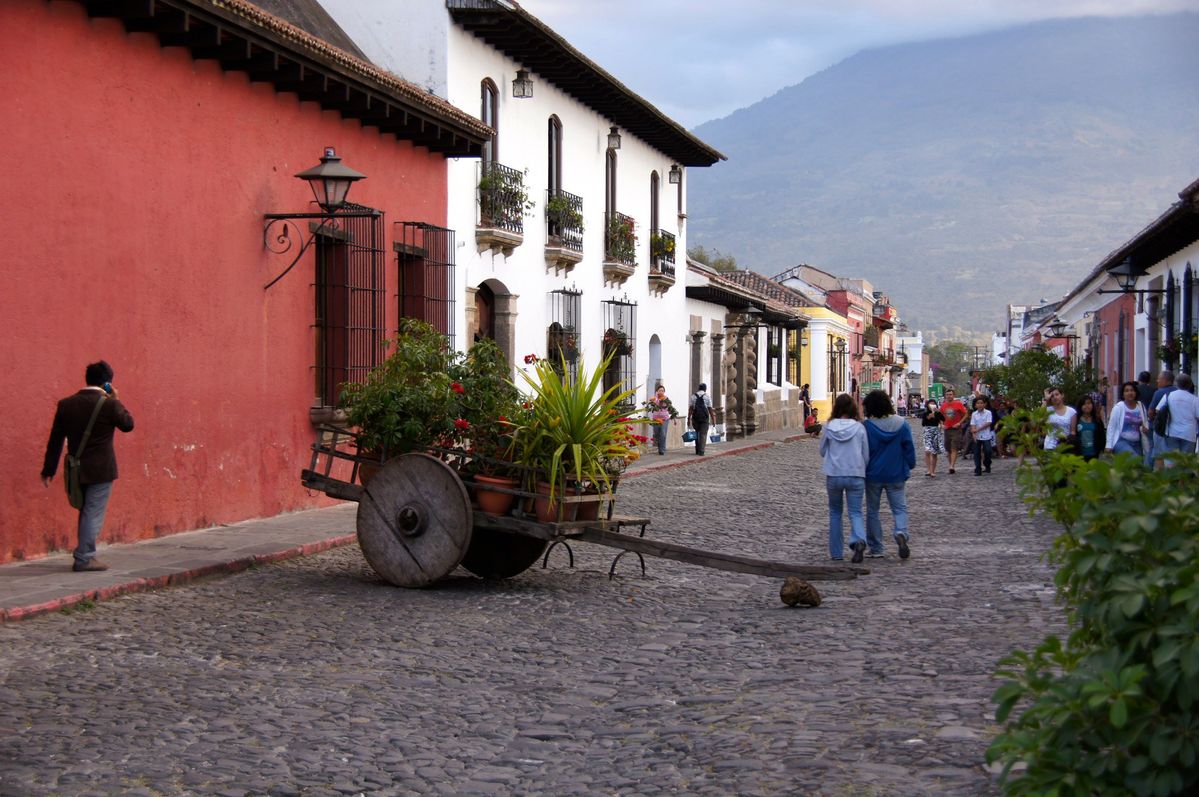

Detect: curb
623,433,807,479
0,534,357,624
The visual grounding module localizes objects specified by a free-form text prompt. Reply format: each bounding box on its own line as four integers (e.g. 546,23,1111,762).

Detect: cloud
523,0,1193,126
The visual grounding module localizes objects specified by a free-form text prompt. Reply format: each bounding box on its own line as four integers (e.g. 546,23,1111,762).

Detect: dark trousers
694,422,710,455
973,439,993,474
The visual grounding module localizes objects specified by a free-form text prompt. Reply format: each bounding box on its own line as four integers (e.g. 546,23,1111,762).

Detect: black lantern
835,339,848,354
294,147,366,213
1048,320,1067,338
668,164,682,184
512,69,534,99
607,126,622,149
1109,256,1139,292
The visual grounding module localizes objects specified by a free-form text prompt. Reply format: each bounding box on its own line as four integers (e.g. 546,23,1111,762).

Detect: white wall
319,1,449,96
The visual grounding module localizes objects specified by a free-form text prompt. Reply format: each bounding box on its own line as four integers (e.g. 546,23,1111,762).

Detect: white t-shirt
1159,389,1199,443
971,409,995,441
1044,405,1077,450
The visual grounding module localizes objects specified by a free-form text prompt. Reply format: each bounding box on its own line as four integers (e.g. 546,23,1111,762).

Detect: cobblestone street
0,440,1064,797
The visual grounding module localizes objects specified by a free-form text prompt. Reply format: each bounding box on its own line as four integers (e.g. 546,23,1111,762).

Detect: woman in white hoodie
1105,380,1149,459
819,393,870,562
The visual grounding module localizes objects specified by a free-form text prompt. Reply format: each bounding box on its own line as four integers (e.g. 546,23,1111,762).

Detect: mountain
688,14,1199,339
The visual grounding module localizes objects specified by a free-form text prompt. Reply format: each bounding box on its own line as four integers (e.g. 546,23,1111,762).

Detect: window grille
395,221,456,348
313,202,385,407
547,288,582,382
602,297,637,408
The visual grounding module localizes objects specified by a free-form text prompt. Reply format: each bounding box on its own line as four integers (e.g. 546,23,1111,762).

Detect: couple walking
819,390,915,563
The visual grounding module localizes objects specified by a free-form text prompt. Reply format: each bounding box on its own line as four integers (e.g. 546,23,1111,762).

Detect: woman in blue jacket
863,390,917,560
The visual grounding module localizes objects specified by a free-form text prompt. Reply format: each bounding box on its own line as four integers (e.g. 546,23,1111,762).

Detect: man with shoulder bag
41,361,135,571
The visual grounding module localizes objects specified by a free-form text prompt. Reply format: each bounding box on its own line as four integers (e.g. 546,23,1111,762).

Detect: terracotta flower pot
473,474,519,517
534,480,576,523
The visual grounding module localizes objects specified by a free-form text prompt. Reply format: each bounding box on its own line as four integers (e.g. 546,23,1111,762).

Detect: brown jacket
42,390,135,484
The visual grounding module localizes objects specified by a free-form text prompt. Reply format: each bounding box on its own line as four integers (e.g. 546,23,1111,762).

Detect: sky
521,0,1195,128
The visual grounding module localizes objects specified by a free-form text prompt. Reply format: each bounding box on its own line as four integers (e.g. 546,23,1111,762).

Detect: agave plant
509,352,641,496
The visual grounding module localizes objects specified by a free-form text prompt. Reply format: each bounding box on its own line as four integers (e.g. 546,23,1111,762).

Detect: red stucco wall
1,1,450,562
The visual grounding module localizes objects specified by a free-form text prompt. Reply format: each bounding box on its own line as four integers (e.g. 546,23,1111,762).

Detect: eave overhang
447,0,725,167
78,0,491,157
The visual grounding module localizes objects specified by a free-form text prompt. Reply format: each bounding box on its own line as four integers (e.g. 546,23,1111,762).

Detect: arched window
649,171,660,234
547,115,562,194
480,79,498,164
605,148,617,217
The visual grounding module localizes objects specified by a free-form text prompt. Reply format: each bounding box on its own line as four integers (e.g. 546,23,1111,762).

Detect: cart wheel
460,527,547,579
356,453,472,588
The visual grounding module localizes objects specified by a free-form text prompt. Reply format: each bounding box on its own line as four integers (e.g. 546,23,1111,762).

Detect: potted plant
602,327,632,357
477,165,536,227
546,323,579,363
649,232,675,261
509,351,643,521
604,214,637,263
545,193,584,233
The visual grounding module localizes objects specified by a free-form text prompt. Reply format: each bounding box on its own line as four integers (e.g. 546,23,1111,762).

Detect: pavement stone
0,432,1064,795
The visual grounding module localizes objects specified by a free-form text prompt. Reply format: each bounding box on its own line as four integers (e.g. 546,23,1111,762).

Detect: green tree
985,348,1093,408
926,341,975,392
687,245,738,273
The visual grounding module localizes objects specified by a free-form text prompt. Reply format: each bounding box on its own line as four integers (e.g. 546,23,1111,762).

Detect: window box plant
545,192,584,233
650,232,675,262
602,327,632,357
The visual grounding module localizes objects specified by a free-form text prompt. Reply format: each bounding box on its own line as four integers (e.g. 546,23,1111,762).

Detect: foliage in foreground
984,348,1095,410
988,410,1199,796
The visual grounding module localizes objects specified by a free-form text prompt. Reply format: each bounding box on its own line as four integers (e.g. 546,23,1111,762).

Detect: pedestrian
1087,377,1110,424
40,360,135,572
1147,370,1177,469
920,398,945,477
1105,380,1149,459
862,389,916,560
940,387,969,474
1043,387,1077,451
1073,395,1104,462
819,393,869,562
804,406,823,437
647,385,675,455
1154,373,1199,469
1136,371,1156,410
990,397,1007,458
970,396,995,475
687,382,714,456
799,383,811,418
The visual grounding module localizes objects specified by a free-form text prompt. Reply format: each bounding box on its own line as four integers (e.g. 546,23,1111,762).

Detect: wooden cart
301,426,868,597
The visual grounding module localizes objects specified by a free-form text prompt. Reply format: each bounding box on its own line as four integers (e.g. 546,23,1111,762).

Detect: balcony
602,211,637,285
476,161,527,256
648,229,676,293
544,188,584,274
872,304,895,330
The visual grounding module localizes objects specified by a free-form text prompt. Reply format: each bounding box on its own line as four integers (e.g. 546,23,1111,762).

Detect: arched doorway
648,334,663,394
466,278,517,368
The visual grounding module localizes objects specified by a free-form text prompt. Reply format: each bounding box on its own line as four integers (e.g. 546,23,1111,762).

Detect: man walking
41,361,135,571
940,387,969,474
1147,370,1177,469
687,382,714,456
1154,373,1199,468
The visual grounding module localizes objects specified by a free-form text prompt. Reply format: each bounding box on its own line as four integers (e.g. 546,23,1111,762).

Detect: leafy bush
984,348,1094,409
987,418,1199,796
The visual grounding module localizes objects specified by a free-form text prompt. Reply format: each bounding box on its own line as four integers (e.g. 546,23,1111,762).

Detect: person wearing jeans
863,390,916,560
41,360,136,572
819,393,869,562
970,396,994,475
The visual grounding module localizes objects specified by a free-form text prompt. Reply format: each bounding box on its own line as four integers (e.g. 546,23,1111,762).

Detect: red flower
454,418,471,431
451,382,464,394
523,353,540,365
498,415,508,423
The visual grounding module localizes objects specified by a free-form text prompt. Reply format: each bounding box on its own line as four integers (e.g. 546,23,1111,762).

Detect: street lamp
607,126,622,149
512,69,534,98
1099,256,1165,295
668,164,682,184
293,147,366,213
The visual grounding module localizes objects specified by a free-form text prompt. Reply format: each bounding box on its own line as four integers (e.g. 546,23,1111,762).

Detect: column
709,333,724,424
689,330,706,395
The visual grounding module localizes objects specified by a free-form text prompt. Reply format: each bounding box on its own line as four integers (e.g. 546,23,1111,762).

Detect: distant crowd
814,369,1199,564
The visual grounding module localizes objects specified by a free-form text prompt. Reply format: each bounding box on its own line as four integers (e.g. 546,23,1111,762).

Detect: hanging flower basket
603,328,632,356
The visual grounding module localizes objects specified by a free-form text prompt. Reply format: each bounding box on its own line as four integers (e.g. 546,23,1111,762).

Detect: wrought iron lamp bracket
260,211,375,290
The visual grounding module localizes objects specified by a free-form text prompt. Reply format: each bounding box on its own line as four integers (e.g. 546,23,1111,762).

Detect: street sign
928,383,945,400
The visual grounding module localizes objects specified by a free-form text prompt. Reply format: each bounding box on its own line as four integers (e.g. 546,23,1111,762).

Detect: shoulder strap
78,396,107,455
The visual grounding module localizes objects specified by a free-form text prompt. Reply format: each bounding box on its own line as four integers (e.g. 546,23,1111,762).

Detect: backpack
692,393,710,425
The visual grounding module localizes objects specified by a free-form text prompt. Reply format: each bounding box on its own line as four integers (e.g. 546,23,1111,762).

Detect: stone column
689,330,706,396
493,292,519,370
464,286,479,348
709,333,724,425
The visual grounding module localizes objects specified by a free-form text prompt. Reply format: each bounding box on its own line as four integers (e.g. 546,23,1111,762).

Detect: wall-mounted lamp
835,339,848,354
668,164,682,184
1099,256,1165,295
607,126,622,150
1048,320,1067,338
262,147,374,290
512,69,534,99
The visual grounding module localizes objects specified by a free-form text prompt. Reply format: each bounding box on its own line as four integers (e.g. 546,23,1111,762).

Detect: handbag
681,429,697,443
65,396,106,510
1154,396,1171,437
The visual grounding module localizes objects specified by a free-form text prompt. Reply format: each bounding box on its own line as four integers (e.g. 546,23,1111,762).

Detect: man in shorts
940,387,969,475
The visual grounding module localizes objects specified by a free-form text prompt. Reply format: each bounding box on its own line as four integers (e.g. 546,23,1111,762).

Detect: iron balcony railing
651,229,676,276
545,189,584,252
478,161,526,234
604,211,636,266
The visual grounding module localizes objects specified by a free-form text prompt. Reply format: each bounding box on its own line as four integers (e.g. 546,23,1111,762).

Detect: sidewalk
0,428,812,623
